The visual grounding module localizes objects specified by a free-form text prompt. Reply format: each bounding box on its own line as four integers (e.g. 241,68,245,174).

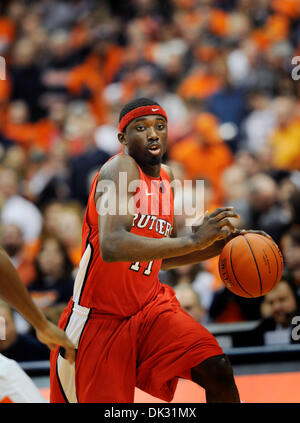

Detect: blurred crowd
0,0,300,361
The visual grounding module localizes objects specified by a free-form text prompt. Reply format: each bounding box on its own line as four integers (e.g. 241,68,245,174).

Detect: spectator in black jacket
9,38,46,121
234,279,300,347
69,145,110,206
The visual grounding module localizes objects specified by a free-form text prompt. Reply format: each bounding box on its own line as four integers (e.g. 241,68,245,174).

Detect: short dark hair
119,97,160,122
279,277,300,309
285,226,300,246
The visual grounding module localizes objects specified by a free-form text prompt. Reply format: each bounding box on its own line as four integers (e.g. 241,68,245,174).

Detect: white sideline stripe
57,303,90,403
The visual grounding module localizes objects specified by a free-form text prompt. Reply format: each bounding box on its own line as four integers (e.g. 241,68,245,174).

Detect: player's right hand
35,320,75,364
192,207,240,250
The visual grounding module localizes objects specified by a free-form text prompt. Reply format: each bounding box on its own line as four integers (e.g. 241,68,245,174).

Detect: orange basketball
218,233,284,298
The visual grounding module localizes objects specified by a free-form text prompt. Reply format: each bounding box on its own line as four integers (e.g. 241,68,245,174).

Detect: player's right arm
95,155,239,263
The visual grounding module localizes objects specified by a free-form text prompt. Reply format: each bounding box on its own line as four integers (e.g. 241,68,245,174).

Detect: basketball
219,233,284,298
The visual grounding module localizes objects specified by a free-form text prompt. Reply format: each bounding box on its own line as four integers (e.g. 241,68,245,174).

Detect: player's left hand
235,229,273,240
191,223,273,257
211,229,273,256
35,320,75,364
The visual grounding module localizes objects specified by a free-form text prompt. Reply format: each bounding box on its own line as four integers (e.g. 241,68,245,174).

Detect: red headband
118,105,168,132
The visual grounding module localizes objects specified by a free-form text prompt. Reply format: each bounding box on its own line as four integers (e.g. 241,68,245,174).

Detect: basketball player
0,245,75,402
50,98,244,403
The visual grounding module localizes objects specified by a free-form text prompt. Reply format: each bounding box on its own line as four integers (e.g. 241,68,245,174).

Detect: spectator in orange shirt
32,100,68,153
65,26,127,125
272,0,300,18
66,62,107,125
0,77,11,107
1,223,36,286
268,96,300,170
2,101,37,149
0,15,16,49
85,28,125,85
169,112,233,204
178,63,222,101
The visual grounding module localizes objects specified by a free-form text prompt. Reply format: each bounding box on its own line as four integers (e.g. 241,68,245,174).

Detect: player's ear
118,132,127,146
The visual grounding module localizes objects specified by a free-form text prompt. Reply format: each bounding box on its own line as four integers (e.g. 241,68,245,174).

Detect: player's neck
138,162,161,178
124,151,161,178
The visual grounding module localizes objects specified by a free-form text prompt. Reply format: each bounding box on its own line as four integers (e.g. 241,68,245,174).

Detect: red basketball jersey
72,154,174,318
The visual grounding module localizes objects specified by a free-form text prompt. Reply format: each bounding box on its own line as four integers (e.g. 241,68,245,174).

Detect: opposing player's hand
35,320,75,364
192,207,240,249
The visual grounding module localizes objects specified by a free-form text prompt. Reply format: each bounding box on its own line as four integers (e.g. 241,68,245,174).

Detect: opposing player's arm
0,247,75,363
96,156,239,263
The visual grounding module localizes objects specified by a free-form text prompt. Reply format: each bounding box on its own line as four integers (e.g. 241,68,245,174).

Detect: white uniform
0,354,46,403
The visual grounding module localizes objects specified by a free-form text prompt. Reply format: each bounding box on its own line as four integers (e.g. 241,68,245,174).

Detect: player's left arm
160,164,225,270
161,165,270,270
162,229,241,270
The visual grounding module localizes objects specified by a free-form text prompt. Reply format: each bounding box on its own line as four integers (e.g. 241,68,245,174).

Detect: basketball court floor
34,361,300,403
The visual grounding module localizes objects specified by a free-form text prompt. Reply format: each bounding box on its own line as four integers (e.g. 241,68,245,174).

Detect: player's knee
191,354,235,391
211,355,234,385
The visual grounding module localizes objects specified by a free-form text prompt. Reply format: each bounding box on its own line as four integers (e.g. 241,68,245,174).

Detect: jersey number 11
129,261,154,276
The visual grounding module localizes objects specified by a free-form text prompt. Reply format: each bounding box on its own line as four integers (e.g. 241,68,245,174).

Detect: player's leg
50,346,74,403
74,312,138,403
50,302,137,403
136,285,240,403
0,354,45,403
190,354,240,403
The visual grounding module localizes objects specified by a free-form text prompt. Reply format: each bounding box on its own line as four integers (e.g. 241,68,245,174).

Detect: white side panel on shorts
57,303,90,403
72,244,92,304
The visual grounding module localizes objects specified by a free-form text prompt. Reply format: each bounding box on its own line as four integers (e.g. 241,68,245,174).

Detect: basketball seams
229,237,253,297
258,236,280,291
243,234,263,296
268,237,284,277
219,233,283,298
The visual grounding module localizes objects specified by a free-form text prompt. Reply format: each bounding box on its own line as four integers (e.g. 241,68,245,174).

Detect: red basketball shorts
50,284,223,403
